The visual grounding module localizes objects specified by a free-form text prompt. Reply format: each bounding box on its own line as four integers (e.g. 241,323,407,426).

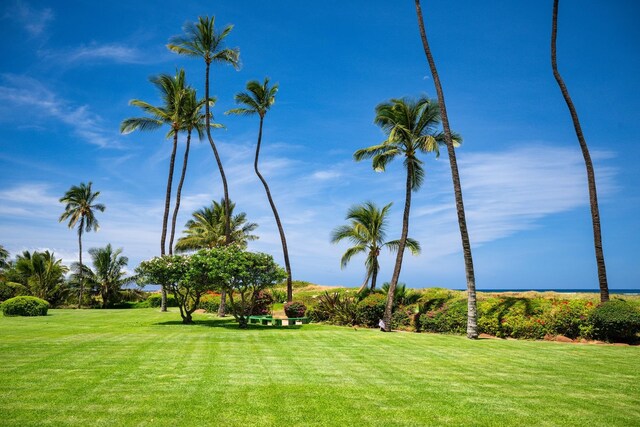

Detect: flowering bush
284,301,307,318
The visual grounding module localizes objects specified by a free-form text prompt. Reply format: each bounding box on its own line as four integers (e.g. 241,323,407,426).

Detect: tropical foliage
227,77,293,302
85,244,131,308
59,182,105,308
168,15,240,245
13,250,69,305
175,199,258,252
331,201,420,292
354,96,452,328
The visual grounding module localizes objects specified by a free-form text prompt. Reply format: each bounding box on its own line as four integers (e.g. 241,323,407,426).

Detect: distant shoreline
454,289,640,295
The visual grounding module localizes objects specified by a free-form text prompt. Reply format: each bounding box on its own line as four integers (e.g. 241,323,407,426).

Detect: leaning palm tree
175,199,258,252
226,78,293,301
59,182,105,308
414,0,478,338
551,0,608,302
331,201,420,292
168,88,222,254
168,16,240,245
354,96,452,330
121,69,188,311
88,244,130,308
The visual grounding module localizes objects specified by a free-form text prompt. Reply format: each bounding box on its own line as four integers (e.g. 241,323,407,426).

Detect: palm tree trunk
254,116,293,302
370,257,379,290
77,225,83,309
414,0,478,338
383,162,413,330
159,130,179,312
205,61,232,246
169,130,192,255
551,0,609,302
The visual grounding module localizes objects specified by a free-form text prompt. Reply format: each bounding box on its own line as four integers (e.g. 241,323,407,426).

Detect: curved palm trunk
383,162,413,330
159,130,179,312
169,130,192,255
255,116,293,301
551,0,608,302
415,0,478,338
205,61,232,245
77,223,84,309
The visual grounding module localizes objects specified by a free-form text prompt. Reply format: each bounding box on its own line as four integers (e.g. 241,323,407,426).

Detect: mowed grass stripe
0,308,638,426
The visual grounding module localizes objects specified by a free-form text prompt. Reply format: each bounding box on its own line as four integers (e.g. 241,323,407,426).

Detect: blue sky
0,0,638,290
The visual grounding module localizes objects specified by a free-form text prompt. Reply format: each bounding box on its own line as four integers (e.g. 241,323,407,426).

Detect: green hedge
590,300,640,343
138,293,178,308
356,293,386,327
2,296,49,316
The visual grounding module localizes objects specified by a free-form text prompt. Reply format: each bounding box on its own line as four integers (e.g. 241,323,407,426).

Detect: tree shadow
153,317,303,331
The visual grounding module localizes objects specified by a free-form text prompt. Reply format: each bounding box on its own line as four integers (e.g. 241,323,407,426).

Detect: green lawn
1,309,638,426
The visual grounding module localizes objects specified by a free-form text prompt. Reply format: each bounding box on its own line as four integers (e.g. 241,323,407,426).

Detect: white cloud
0,74,121,148
38,43,166,66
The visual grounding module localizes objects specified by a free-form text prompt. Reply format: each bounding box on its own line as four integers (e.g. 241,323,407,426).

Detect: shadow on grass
153,317,303,331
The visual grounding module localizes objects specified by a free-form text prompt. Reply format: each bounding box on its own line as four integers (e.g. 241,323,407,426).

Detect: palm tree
175,199,258,252
88,244,130,308
226,78,294,301
121,69,188,311
331,201,420,292
414,0,478,338
168,16,240,245
14,250,69,305
354,97,451,330
168,89,221,254
0,245,8,271
551,0,608,302
59,182,105,308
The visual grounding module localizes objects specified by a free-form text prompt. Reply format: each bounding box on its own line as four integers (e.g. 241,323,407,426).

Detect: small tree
136,255,195,324
215,247,286,328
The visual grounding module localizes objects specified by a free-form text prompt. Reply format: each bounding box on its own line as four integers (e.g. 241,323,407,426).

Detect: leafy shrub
589,300,640,343
356,293,387,327
380,282,420,306
2,296,49,316
543,299,594,339
271,289,287,303
199,293,221,313
418,288,456,313
312,291,358,325
284,301,307,318
141,293,177,308
391,305,417,330
420,298,467,334
251,290,274,315
0,282,29,302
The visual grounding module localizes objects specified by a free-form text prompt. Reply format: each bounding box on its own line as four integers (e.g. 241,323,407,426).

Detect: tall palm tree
168,89,221,254
88,244,129,308
226,78,294,301
551,0,608,302
331,201,420,292
414,0,478,338
167,16,240,245
59,182,105,308
354,97,451,330
121,69,188,311
175,199,258,252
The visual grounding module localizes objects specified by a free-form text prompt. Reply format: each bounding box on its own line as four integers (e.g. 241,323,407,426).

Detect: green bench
247,315,309,326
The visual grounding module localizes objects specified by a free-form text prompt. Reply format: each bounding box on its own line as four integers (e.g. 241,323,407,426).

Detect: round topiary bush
589,300,640,343
1,296,49,317
284,301,307,318
356,293,386,327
